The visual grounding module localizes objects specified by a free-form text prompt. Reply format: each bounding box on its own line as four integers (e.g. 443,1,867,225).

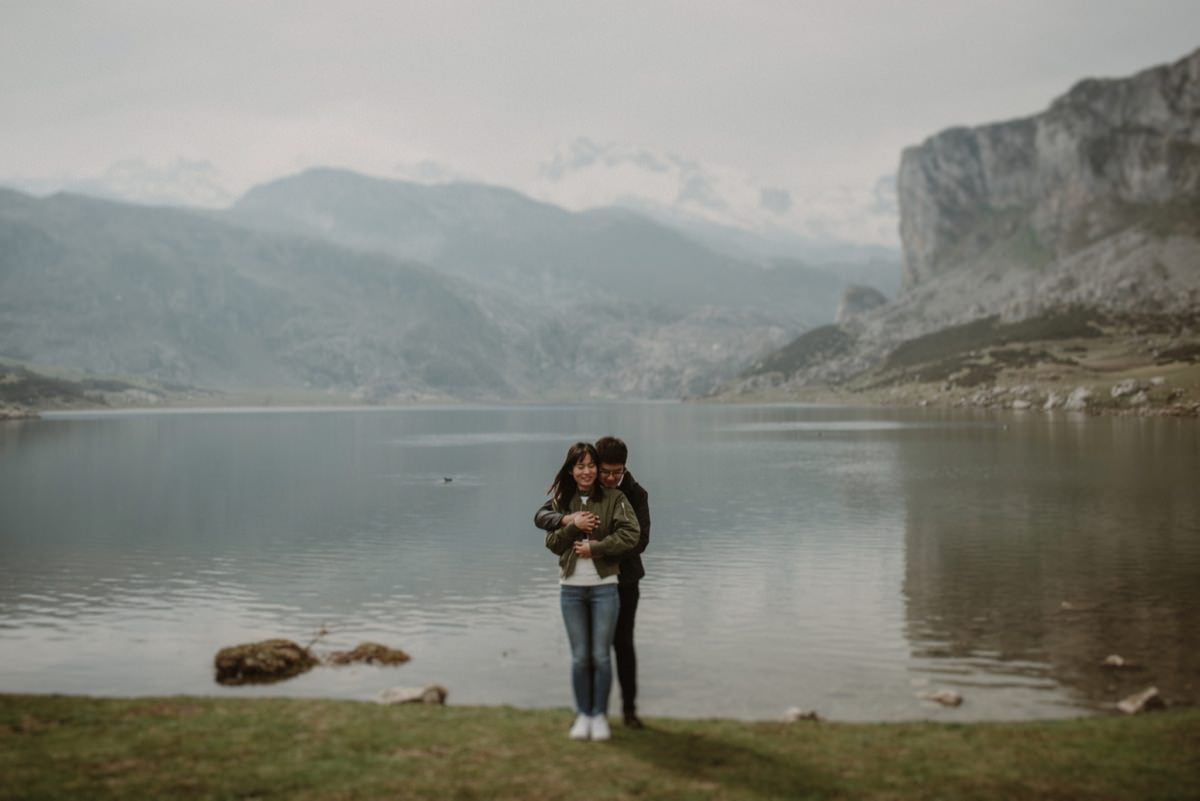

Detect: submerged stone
924,689,964,707
327,642,411,666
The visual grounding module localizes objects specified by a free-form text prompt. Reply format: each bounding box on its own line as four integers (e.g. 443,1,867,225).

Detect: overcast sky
2,1,1198,245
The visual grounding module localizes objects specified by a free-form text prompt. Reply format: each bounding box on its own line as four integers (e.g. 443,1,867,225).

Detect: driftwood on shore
378,684,448,705
1118,686,1166,714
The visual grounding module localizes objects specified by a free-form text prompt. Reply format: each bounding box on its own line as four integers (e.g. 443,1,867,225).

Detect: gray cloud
539,137,673,182
538,138,605,181
676,172,727,211
871,175,898,217
2,1,1198,243
759,187,793,215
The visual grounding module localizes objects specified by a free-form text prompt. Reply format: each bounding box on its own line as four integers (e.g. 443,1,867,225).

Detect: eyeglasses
599,468,625,479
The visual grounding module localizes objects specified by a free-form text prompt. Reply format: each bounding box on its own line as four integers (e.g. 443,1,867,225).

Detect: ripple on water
387,432,565,447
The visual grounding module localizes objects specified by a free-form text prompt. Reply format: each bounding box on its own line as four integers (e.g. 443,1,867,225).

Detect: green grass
3,695,1198,800
881,308,1105,373
739,324,853,378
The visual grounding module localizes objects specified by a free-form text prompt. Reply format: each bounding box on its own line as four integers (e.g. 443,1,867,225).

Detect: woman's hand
573,539,593,558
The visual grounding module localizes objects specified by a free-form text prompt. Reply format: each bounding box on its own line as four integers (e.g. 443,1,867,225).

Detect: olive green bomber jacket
544,488,640,580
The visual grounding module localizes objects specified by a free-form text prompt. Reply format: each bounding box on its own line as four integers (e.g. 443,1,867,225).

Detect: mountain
226,167,879,316
0,189,518,400
895,46,1200,311
713,47,1200,416
222,168,902,398
0,168,881,401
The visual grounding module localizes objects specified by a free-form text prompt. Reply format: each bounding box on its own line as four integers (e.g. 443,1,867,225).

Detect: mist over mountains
7,158,236,210
1,171,895,401
229,168,896,312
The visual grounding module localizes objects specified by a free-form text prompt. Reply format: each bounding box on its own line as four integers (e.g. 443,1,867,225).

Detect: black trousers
615,580,640,714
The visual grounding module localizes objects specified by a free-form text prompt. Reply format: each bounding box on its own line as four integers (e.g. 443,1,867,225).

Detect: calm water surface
1,403,1197,721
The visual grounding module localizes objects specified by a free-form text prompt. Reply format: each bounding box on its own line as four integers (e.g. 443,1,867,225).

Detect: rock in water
326,642,411,666
783,707,822,722
378,685,448,705
214,639,319,685
1064,387,1093,411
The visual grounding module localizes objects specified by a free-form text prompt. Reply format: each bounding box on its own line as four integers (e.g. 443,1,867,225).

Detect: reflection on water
0,404,1196,720
900,415,1200,716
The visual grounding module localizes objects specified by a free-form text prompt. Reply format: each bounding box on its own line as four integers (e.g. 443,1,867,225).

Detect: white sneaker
568,714,591,740
590,714,611,741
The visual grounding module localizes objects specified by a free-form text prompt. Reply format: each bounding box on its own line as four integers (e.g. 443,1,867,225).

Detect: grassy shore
2,695,1198,800
709,310,1200,417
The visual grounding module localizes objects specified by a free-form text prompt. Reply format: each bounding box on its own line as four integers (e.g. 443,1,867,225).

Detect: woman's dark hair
548,441,604,508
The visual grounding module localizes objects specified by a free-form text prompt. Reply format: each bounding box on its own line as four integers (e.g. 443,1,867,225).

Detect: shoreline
6,375,1199,421
704,315,1200,418
702,385,1200,418
8,394,1199,420
7,351,1198,420
0,688,1184,727
700,360,1200,419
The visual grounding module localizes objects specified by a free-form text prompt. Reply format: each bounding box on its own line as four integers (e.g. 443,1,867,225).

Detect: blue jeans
559,583,620,716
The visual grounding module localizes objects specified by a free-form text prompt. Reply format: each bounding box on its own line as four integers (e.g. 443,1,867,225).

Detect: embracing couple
536,436,650,742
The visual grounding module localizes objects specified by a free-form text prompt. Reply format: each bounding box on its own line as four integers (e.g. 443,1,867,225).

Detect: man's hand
573,539,593,558
570,511,599,534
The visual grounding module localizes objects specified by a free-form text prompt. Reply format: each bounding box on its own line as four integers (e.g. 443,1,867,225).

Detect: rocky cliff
899,47,1200,293
716,47,1200,415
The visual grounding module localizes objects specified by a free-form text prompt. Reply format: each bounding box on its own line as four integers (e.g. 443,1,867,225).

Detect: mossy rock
326,642,411,666
214,639,319,685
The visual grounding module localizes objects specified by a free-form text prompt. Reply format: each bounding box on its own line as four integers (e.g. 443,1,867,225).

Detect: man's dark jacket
534,471,650,583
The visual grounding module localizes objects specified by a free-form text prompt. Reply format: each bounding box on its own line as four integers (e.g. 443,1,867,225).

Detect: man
535,435,650,729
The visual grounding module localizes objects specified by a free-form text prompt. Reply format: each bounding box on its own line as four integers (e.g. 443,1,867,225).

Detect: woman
543,441,640,741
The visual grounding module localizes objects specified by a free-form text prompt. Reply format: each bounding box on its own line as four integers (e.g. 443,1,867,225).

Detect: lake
1,403,1197,722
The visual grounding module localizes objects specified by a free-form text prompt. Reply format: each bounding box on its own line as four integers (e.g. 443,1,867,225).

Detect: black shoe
623,712,645,730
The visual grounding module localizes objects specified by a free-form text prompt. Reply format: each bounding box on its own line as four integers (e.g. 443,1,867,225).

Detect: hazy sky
2,1,1198,245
